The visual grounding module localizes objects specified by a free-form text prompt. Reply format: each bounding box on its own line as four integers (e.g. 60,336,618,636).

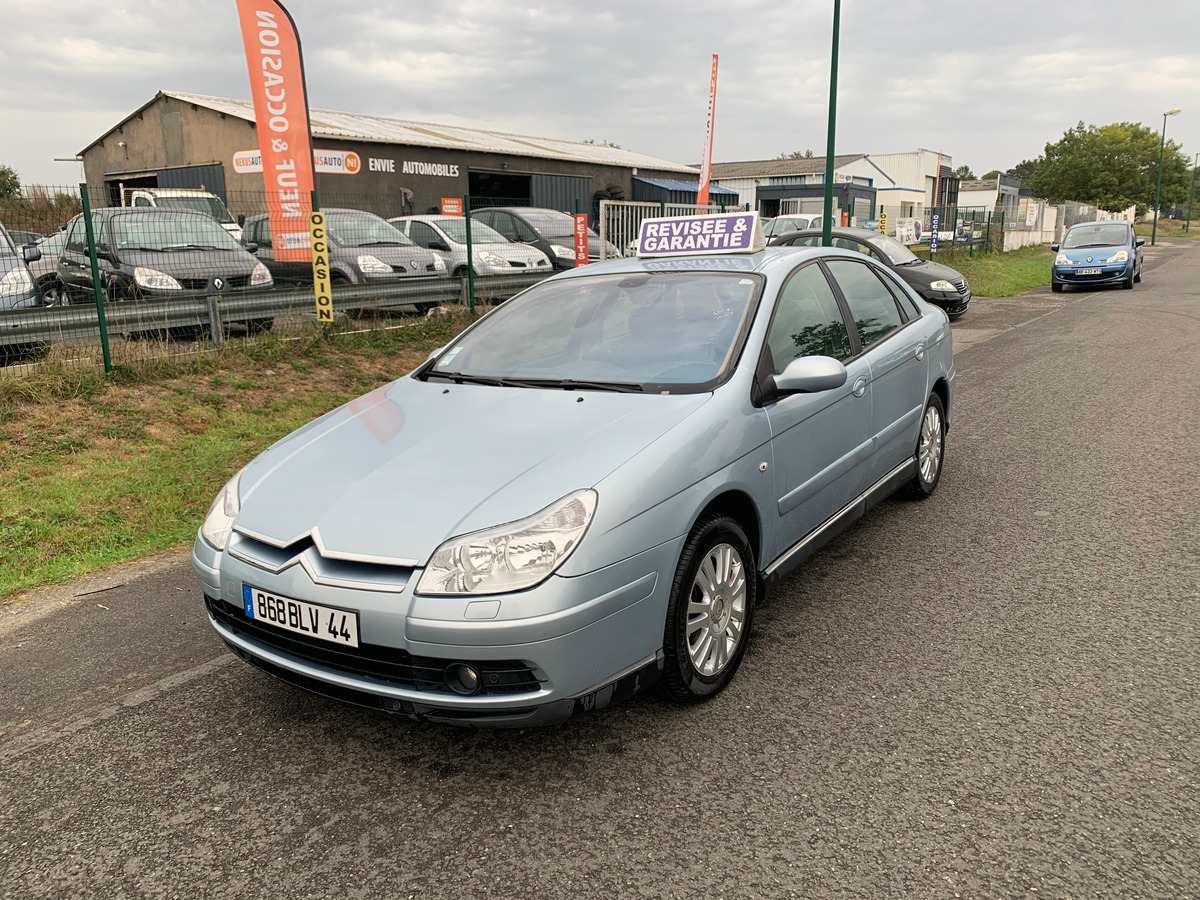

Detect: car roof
96,206,214,218
1068,220,1129,229
545,245,850,281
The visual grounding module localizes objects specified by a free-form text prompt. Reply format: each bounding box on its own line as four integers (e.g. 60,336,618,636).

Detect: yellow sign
310,211,333,323
878,212,888,234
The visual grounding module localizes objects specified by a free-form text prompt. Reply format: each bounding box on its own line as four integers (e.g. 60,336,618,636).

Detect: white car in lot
390,215,552,276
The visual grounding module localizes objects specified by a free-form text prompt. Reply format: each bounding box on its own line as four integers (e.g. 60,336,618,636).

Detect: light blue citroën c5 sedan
193,218,954,727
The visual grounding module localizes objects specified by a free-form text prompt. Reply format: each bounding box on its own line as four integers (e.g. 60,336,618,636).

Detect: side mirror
244,242,259,254
22,245,42,264
1050,244,1060,252
1135,237,1145,247
765,356,848,399
430,240,450,252
237,214,246,227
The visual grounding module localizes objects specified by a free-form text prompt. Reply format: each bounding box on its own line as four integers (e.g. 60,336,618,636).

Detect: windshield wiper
162,243,226,251
424,371,518,387
357,240,408,246
425,372,644,392
537,378,645,393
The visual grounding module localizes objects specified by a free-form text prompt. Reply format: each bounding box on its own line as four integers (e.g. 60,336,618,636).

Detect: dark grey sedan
771,227,972,319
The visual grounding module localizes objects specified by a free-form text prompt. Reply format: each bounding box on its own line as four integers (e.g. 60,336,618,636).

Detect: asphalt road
3,240,1198,899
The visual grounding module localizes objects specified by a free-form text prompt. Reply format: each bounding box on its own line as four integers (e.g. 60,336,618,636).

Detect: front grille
424,262,438,272
954,279,968,294
390,264,406,274
508,260,527,268
177,275,251,291
206,595,543,695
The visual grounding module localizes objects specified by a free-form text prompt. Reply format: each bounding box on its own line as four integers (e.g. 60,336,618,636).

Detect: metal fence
597,199,750,260
0,185,561,371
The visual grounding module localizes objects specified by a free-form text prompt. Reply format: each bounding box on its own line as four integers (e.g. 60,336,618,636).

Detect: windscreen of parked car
437,219,509,245
515,210,578,238
1062,224,1130,249
0,229,14,255
110,213,245,252
328,212,416,248
151,196,236,225
424,272,762,391
865,233,921,265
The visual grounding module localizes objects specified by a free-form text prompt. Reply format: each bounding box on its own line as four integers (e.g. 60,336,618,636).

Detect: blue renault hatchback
1051,221,1144,292
194,213,954,726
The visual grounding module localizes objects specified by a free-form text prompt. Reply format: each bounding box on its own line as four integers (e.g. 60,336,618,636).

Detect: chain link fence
0,185,563,371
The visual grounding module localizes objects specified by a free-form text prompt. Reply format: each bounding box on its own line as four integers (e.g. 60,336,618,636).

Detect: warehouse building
79,91,701,220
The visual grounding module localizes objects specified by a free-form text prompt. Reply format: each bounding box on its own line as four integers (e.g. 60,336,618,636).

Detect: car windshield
327,212,415,247
866,233,920,265
436,218,508,244
1063,224,1129,249
515,210,576,237
0,230,14,256
110,213,244,252
37,231,68,253
151,196,235,225
426,272,762,390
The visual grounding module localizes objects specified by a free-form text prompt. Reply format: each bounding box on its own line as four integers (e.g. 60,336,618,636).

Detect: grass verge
928,245,1055,297
0,309,477,601
1134,218,1199,239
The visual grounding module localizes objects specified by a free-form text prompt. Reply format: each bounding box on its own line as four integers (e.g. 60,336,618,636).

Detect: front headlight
929,279,956,292
200,469,244,551
0,267,34,297
249,262,273,286
1105,250,1128,263
1055,254,1073,266
477,251,507,267
133,267,182,290
357,254,393,274
550,244,575,259
416,489,597,595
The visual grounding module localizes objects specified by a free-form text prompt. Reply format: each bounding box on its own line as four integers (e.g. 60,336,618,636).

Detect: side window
877,270,921,319
489,212,517,240
786,235,820,248
132,196,152,207
91,213,109,253
258,218,273,247
513,217,539,243
65,217,86,253
765,263,853,375
825,259,905,349
409,222,438,249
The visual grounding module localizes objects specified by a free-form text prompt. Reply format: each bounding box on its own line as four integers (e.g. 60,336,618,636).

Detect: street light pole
1186,152,1198,234
821,0,841,248
1151,108,1181,246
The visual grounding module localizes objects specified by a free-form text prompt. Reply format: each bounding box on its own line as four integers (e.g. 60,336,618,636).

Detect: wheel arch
693,490,762,569
932,376,950,427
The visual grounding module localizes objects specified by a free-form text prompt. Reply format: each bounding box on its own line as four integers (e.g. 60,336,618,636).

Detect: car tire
39,277,69,306
1134,266,1142,284
452,266,469,277
905,392,946,500
660,514,757,703
1122,273,1134,290
1051,282,1063,293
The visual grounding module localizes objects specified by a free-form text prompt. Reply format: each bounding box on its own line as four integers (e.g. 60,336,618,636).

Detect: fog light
445,663,480,695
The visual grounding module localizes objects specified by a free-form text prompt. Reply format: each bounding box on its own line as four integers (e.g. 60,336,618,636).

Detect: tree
981,169,1003,180
1006,158,1041,183
951,164,975,180
1026,122,1189,214
776,149,814,160
0,164,19,200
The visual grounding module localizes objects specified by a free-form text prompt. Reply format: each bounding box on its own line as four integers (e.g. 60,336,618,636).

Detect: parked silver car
389,215,552,276
29,230,68,305
195,234,954,726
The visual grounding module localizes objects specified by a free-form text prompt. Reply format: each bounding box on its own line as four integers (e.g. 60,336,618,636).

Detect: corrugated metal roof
707,155,864,179
634,177,738,196
137,92,697,174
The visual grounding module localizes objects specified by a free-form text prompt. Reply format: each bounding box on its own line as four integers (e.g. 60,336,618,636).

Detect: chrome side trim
764,457,915,578
232,524,420,568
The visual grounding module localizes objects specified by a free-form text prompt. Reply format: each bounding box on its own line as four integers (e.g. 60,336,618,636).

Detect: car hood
115,247,259,277
338,244,440,267
234,379,711,565
895,258,965,287
1057,245,1128,262
469,242,549,263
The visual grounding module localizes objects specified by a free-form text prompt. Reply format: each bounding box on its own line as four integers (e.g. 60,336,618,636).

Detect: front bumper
1052,261,1133,286
193,532,683,726
924,288,971,315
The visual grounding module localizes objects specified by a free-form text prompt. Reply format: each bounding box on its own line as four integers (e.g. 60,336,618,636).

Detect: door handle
852,376,868,398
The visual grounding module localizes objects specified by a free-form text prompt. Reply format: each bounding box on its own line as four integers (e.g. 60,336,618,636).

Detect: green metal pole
1152,113,1168,246
821,0,841,248
79,183,112,373
463,194,475,315
1185,152,1198,233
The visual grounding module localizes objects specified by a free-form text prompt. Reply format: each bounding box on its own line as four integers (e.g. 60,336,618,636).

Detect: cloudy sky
3,0,1197,186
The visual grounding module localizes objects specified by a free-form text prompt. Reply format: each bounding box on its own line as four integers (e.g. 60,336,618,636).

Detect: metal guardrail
0,272,552,349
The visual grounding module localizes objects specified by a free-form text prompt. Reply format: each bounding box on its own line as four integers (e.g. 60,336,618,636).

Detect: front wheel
906,392,946,499
660,515,756,702
1122,273,1134,290
1051,282,1063,293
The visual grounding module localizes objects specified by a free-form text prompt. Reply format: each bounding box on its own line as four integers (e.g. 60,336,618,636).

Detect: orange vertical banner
697,54,719,209
235,0,315,262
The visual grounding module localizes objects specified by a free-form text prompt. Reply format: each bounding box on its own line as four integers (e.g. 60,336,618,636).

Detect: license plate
1077,268,1101,275
242,585,360,648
